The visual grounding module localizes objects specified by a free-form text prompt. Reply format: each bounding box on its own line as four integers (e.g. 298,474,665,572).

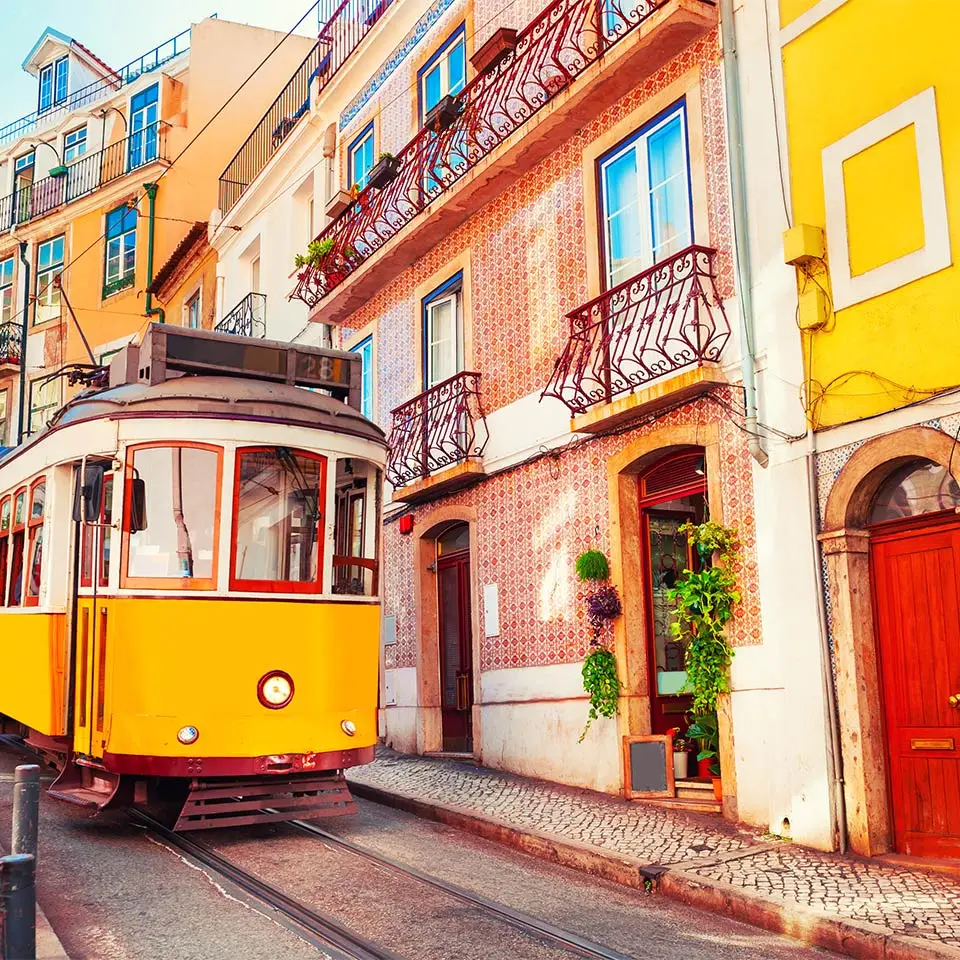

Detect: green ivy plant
579,646,620,743
575,549,609,582
668,521,740,716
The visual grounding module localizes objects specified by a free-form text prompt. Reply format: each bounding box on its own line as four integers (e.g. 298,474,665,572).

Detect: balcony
215,292,267,338
0,322,22,372
0,124,170,229
291,0,717,322
386,371,489,503
219,0,396,214
0,29,190,148
542,246,731,431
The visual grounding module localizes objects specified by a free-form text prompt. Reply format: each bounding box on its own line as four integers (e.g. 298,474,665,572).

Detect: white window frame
0,258,14,325
28,378,59,435
63,126,87,164
54,56,69,106
184,286,202,329
424,289,462,388
419,29,466,122
35,235,64,325
38,64,54,114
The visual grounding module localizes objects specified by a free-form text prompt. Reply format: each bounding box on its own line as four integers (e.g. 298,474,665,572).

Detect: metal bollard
0,854,36,960
11,766,40,860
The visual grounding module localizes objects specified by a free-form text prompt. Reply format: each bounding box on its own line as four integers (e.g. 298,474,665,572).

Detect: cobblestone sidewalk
348,749,960,954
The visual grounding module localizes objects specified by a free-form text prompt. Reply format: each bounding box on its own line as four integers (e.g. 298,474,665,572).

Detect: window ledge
571,364,727,435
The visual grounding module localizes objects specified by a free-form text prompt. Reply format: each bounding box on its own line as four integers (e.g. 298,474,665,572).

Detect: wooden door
871,512,960,858
437,551,473,753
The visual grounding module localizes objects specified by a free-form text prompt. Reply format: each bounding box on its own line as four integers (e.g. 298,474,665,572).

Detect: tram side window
7,488,26,607
0,496,9,606
124,446,220,588
81,474,113,588
333,458,381,597
25,478,45,605
231,447,326,593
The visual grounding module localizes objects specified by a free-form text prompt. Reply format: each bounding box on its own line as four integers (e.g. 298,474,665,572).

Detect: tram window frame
229,446,328,595
81,472,114,589
0,495,10,606
121,442,223,591
25,477,46,606
332,458,381,597
7,486,27,607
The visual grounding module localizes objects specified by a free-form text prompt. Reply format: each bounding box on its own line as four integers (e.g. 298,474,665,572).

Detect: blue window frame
348,123,375,192
350,336,374,419
598,100,693,290
38,57,69,114
38,65,53,114
55,57,69,105
104,205,137,295
422,272,463,389
129,84,159,170
418,24,466,123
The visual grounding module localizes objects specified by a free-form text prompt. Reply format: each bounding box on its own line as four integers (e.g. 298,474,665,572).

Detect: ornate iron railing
219,0,395,214
0,29,190,147
386,371,489,487
0,124,169,230
215,292,267,338
0,322,23,366
291,0,701,308
541,246,731,414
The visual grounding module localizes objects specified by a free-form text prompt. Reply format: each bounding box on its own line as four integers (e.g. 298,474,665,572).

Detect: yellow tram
0,325,385,829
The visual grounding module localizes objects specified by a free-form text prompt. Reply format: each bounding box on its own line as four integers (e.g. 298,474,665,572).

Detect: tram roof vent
109,324,361,410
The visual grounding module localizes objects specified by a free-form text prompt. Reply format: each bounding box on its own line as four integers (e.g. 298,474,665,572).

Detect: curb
36,901,70,960
350,781,960,960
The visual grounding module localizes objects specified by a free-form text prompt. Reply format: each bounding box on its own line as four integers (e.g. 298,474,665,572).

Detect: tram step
174,774,356,831
48,763,126,809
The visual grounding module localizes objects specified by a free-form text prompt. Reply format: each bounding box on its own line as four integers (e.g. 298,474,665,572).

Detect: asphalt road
0,745,834,959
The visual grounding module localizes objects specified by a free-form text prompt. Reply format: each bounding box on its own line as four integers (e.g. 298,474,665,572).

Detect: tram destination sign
129,324,361,409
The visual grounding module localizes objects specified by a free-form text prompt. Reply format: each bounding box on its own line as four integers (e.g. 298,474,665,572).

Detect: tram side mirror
72,464,104,523
129,478,148,534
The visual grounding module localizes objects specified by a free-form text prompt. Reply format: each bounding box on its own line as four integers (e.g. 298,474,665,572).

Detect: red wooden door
871,512,960,858
438,551,473,753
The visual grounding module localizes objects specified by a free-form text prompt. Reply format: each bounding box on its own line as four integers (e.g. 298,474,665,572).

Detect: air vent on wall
641,452,705,497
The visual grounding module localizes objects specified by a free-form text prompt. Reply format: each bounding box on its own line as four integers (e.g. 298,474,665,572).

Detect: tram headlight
258,671,295,709
177,725,199,745
341,720,357,737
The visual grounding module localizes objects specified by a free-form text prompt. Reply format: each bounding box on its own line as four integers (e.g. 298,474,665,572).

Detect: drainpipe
16,241,30,445
143,182,165,324
719,0,768,468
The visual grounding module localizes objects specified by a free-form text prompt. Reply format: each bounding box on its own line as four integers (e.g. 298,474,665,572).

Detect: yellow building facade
779,0,960,861
0,18,315,447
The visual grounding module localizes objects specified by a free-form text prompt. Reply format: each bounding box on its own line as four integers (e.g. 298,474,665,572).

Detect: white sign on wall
483,583,500,638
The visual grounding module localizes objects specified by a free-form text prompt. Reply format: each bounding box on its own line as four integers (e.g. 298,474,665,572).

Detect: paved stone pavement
348,749,960,951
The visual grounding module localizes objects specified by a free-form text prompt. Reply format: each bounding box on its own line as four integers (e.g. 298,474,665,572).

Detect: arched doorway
868,459,960,858
638,450,706,735
435,522,473,753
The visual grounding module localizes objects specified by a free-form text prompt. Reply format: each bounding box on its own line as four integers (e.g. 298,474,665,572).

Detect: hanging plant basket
575,549,609,582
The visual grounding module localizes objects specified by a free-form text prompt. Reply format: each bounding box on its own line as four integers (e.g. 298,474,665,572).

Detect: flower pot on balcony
471,27,518,74
368,155,400,190
424,94,460,132
48,164,69,178
325,189,352,219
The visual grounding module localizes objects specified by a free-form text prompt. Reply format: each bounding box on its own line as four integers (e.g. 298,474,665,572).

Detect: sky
0,0,320,122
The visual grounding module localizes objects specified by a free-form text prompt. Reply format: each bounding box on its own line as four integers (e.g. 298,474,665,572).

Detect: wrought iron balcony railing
0,123,169,230
215,292,267,338
0,322,23,366
541,246,731,415
0,29,190,147
386,371,489,488
219,0,395,214
291,0,695,309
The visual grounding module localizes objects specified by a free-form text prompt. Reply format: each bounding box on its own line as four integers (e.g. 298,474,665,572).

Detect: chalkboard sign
622,736,675,799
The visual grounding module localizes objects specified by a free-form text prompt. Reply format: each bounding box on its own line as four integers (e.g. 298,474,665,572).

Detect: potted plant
294,236,335,271
368,151,400,190
424,94,461,132
668,727,691,780
685,713,719,781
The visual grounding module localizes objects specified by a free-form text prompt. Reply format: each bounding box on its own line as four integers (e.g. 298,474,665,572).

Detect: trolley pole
11,766,40,860
0,853,36,960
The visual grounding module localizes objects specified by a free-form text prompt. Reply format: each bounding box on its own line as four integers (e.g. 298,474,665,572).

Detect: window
99,347,122,366
55,56,69,105
185,289,201,329
39,64,53,113
351,336,373,419
418,26,466,123
104,205,137,297
5,488,26,607
0,496,9,605
14,153,35,225
28,379,59,434
64,126,87,164
129,84,159,170
307,197,315,240
231,447,326,593
0,257,14,324
81,472,113,589
0,391,7,447
423,273,463,388
35,235,64,324
124,444,221,589
25,478,45,606
599,103,692,289
348,123,375,191
333,457,381,596
251,256,261,294
870,460,960,525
